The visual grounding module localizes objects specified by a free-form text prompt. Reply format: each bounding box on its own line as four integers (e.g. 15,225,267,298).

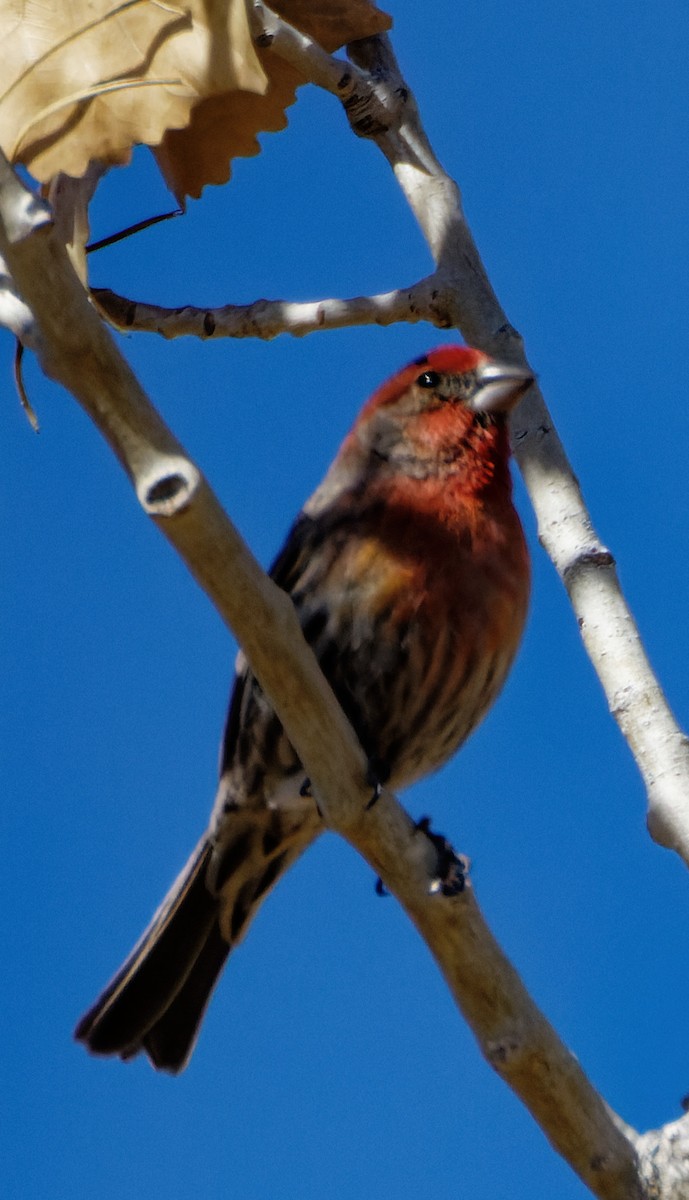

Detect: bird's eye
417,370,441,389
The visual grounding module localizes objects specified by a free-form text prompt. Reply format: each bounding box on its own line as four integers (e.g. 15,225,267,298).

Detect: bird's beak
471,361,534,415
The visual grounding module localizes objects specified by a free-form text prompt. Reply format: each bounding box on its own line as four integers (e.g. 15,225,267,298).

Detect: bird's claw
415,815,468,896
299,777,323,819
365,781,383,810
364,757,390,810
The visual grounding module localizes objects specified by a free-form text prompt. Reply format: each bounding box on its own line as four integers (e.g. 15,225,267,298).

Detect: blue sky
4,2,689,1197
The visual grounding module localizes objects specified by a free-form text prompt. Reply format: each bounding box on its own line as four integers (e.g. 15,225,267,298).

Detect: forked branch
3,10,689,1197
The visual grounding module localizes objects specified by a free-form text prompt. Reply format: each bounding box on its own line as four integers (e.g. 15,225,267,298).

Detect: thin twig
86,207,182,255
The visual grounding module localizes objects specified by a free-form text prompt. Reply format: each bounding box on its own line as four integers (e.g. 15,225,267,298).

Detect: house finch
76,345,532,1073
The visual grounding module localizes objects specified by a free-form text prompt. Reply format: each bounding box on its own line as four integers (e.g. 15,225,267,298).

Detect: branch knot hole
137,457,200,517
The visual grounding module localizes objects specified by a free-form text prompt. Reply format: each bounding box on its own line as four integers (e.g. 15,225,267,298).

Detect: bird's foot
415,816,468,896
375,814,466,898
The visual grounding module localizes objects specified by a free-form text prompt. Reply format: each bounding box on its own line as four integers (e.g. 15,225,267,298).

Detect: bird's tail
75,814,317,1072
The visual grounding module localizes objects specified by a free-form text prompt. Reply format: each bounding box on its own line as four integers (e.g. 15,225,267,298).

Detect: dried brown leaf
154,51,300,200
0,0,267,182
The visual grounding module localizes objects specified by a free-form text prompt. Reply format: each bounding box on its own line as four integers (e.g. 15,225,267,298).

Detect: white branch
341,34,689,861
249,0,367,96
284,21,689,866
91,278,451,339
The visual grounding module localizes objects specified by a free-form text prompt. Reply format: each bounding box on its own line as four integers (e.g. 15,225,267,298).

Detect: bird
75,345,532,1073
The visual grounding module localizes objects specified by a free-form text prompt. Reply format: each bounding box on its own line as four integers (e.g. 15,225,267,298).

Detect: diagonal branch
341,32,689,864
0,152,654,1200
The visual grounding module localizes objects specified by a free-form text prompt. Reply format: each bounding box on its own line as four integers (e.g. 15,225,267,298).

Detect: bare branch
342,34,689,864
91,278,453,339
249,0,366,97
0,153,650,1200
